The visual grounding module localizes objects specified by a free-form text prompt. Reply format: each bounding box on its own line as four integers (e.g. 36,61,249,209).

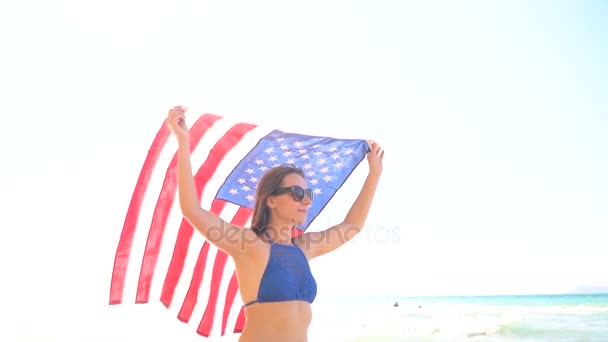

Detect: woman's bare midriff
238,301,312,342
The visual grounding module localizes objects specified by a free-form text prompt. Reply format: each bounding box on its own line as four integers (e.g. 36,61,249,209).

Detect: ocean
308,294,608,341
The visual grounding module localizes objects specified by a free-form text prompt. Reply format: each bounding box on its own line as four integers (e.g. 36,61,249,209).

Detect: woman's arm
299,141,384,259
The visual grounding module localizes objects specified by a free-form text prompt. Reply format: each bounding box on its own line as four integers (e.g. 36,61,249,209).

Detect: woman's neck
265,219,294,244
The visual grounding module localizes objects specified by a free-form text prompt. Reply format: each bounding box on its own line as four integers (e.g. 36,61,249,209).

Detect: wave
497,320,597,340
389,301,608,313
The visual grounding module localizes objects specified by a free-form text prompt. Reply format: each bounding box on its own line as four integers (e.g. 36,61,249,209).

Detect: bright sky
1,0,607,341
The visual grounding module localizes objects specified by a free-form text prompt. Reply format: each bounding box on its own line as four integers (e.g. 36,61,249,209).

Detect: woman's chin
291,216,306,226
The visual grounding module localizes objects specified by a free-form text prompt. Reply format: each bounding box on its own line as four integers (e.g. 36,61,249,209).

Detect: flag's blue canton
215,130,369,230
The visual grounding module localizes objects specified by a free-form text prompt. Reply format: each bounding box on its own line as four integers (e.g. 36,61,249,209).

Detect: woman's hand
367,141,384,176
165,105,189,142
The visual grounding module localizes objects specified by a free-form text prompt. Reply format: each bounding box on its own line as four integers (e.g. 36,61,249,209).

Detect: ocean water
309,294,608,341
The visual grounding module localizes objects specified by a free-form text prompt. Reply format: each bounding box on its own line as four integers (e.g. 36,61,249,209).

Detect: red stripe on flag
175,200,226,321
233,306,245,333
175,241,211,322
109,122,170,305
160,199,227,308
292,228,304,238
136,114,222,303
221,272,240,336
198,207,252,337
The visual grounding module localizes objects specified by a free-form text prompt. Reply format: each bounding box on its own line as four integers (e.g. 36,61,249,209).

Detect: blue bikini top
244,230,317,307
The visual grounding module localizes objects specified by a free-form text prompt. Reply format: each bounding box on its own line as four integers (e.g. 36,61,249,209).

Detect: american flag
109,111,369,338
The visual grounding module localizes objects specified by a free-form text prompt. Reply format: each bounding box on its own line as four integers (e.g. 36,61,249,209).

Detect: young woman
166,106,384,341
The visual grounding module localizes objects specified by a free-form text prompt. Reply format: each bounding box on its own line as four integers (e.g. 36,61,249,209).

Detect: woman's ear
266,195,276,209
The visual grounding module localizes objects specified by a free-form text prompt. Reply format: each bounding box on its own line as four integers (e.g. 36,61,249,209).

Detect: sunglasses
272,185,314,202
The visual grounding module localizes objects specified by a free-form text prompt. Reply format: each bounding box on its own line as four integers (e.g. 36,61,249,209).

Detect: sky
0,0,607,340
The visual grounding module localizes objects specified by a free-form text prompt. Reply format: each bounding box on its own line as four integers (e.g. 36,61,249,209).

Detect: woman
166,106,384,341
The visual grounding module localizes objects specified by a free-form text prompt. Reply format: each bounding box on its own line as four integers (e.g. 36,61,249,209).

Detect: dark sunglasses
272,185,314,202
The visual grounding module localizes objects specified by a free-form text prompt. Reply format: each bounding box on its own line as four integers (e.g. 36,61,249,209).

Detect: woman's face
268,173,313,226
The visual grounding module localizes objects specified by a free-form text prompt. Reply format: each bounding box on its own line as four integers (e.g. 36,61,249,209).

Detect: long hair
250,164,305,235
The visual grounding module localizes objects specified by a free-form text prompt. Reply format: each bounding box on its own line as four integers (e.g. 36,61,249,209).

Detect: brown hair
250,164,305,235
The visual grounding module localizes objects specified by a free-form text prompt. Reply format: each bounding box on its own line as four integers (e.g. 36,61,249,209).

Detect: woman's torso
238,301,312,342
232,236,315,341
